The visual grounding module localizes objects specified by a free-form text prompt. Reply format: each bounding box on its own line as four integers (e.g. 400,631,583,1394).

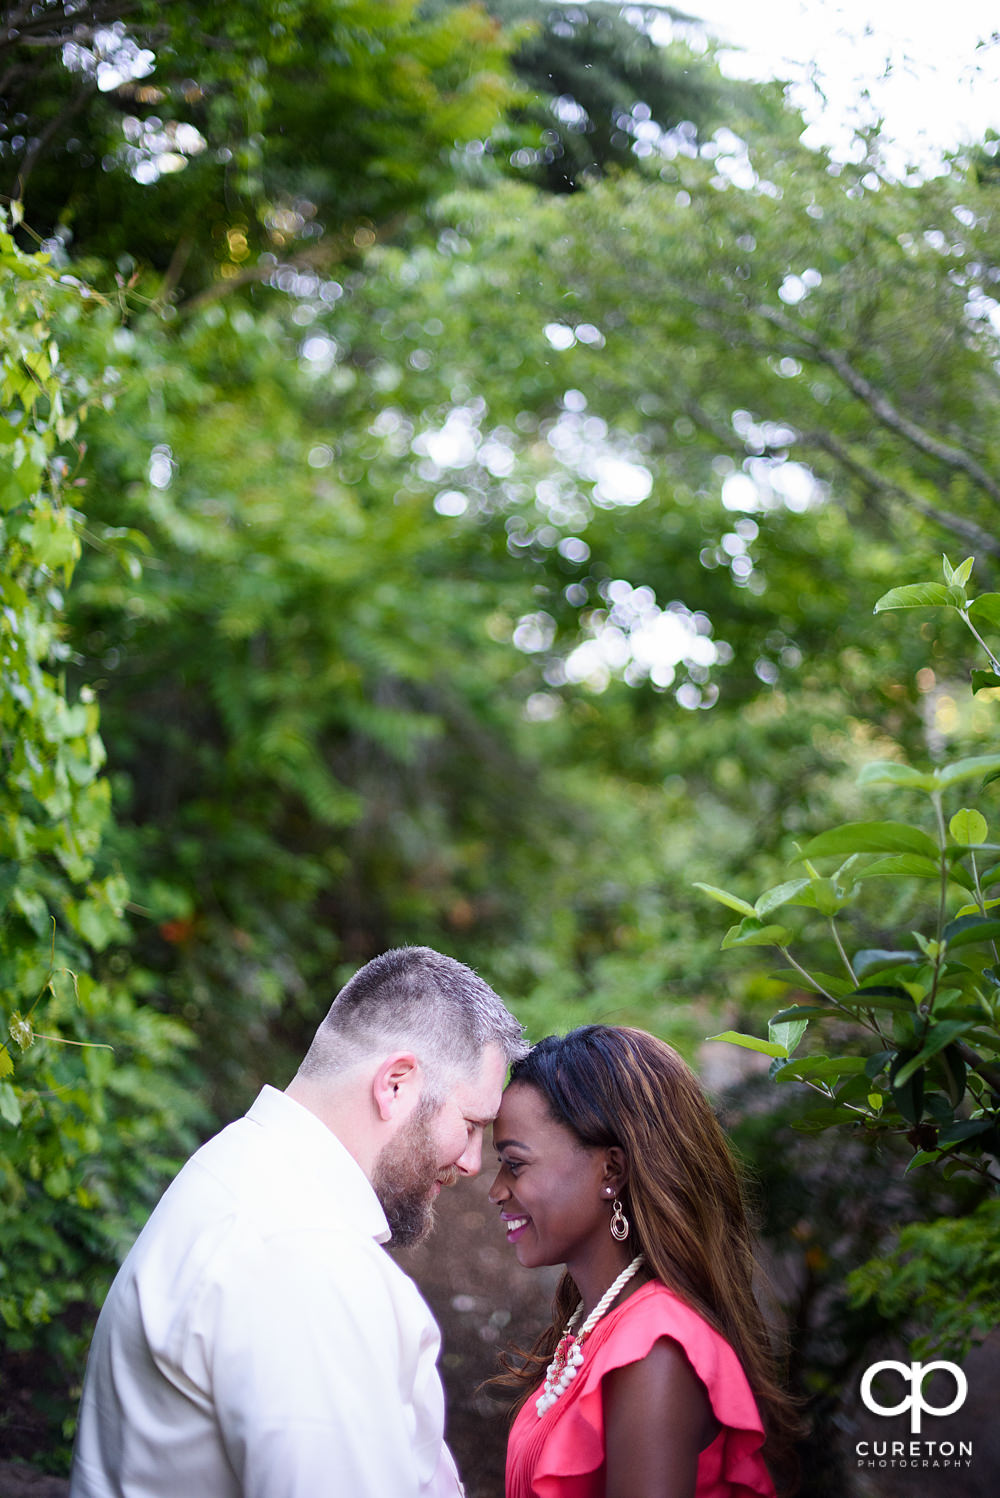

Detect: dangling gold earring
610,1197,629,1241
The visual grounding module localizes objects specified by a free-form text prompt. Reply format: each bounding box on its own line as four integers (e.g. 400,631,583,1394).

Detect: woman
488,1026,799,1498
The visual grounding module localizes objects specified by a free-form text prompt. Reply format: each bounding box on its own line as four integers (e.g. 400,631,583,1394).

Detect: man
70,946,526,1498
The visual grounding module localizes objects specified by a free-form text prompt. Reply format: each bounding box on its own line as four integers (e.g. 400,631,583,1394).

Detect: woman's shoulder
588,1280,762,1420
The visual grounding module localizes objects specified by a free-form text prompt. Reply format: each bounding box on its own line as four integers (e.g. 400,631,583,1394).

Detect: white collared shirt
70,1086,463,1498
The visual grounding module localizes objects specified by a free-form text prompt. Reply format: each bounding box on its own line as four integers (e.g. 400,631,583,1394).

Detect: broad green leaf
847,986,916,1014
754,879,811,917
904,1151,941,1173
873,583,951,612
768,1018,807,1056
0,1048,13,1080
967,593,1000,630
856,761,938,792
942,915,1000,950
769,969,856,998
937,1119,994,1144
775,1054,868,1081
770,1005,844,1023
971,669,1000,694
799,821,939,861
890,1054,925,1123
721,917,793,949
692,882,755,918
853,949,922,979
892,1021,976,1088
705,1030,789,1058
0,1080,20,1125
949,809,988,845
852,853,954,884
936,753,1000,789
954,896,1000,918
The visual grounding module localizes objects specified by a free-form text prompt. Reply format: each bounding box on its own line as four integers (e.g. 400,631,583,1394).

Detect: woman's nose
487,1168,508,1204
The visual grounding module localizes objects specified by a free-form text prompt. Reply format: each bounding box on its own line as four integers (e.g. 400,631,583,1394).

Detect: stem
778,946,841,1003
928,792,949,1013
830,919,857,985
960,611,1000,674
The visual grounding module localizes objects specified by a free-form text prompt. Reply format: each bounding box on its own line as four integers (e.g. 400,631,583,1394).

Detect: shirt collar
245,1084,391,1244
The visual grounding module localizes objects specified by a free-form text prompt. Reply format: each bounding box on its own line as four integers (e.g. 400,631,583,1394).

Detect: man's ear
372,1052,421,1122
601,1146,629,1198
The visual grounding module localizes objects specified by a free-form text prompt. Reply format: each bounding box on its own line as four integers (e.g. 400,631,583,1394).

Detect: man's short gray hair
296,946,526,1094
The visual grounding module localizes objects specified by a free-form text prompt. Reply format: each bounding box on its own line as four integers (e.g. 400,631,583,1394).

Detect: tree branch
806,429,1000,557
755,303,1000,510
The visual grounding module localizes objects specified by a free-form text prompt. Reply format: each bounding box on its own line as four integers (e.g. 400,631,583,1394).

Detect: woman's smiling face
488,1081,615,1270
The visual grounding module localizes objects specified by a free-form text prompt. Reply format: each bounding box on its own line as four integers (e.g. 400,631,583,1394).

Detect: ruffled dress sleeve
505,1280,775,1498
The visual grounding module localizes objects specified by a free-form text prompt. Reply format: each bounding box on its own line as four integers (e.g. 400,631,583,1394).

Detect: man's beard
372,1098,457,1248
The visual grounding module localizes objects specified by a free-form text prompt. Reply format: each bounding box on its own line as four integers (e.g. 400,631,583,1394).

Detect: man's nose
455,1133,483,1177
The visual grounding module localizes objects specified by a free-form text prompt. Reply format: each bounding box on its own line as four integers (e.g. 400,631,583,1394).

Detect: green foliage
463,0,777,193
4,0,518,293
699,556,1000,1181
846,1195,1000,1360
0,220,204,1465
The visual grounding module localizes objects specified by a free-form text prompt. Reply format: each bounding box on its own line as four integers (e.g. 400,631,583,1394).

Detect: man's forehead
452,1043,507,1117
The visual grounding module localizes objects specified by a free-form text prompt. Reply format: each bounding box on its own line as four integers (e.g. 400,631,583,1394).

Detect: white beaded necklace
535,1254,645,1417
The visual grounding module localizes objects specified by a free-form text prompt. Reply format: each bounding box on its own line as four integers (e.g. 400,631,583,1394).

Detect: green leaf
848,986,917,1014
769,1005,844,1023
769,969,857,998
705,1030,789,1058
856,761,938,792
853,853,953,884
892,1022,976,1088
853,949,922,979
890,1052,925,1124
904,1150,941,1173
949,809,988,845
937,753,1000,788
721,917,793,949
0,1080,20,1126
754,879,811,917
937,1119,994,1144
967,593,1000,630
774,1054,868,1081
692,882,755,918
799,821,939,860
942,914,1000,949
768,1018,808,1056
873,583,952,612
971,669,1000,694
951,556,975,588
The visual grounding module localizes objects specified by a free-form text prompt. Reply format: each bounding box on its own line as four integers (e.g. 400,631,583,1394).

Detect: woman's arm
603,1337,720,1498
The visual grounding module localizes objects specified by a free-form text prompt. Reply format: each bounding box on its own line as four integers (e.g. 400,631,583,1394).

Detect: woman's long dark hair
491,1026,800,1492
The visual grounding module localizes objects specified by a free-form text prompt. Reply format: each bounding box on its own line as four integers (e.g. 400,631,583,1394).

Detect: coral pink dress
505,1281,774,1498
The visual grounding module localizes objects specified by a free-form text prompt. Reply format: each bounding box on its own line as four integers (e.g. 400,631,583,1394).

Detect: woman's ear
601,1146,628,1198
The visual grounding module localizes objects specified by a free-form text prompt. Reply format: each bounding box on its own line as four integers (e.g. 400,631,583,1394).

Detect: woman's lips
501,1213,530,1243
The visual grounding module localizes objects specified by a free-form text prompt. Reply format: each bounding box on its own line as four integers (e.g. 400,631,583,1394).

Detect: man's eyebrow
466,1116,493,1129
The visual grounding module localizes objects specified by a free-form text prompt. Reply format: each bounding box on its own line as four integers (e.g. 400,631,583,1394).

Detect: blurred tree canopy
3,0,1000,1473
